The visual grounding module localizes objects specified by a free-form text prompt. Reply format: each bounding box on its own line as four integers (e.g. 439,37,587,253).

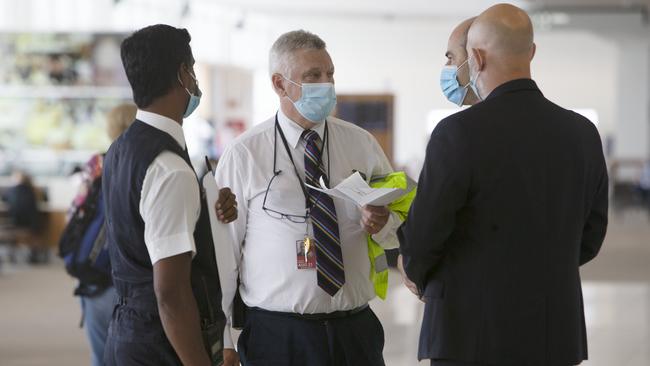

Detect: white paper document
306,171,416,207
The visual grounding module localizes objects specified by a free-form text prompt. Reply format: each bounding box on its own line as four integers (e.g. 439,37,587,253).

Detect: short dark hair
121,24,194,108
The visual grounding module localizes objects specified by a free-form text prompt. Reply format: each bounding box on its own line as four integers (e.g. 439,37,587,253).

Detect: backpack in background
58,177,111,293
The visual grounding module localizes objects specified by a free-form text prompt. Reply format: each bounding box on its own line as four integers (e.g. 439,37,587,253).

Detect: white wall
534,31,619,137
615,39,650,160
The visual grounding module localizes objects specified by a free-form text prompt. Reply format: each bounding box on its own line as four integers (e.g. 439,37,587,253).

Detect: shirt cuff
147,232,197,265
371,211,400,249
223,324,234,349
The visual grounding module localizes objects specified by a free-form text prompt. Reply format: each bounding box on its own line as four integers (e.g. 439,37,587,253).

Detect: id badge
296,237,316,269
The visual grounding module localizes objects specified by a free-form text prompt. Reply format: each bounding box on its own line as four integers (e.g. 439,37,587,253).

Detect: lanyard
273,113,330,211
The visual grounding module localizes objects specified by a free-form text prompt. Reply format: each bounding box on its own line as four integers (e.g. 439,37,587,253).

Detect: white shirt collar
136,110,186,149
277,108,326,150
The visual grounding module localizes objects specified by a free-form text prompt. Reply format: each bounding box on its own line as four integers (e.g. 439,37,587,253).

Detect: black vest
103,120,225,346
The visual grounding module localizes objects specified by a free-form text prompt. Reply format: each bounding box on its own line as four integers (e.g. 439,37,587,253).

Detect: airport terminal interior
0,0,649,365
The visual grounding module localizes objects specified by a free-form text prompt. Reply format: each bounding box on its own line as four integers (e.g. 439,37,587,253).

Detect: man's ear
530,43,537,61
471,48,485,72
271,73,287,97
177,63,188,88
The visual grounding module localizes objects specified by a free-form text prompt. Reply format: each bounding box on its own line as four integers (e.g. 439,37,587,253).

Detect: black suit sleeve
580,159,608,265
398,119,471,292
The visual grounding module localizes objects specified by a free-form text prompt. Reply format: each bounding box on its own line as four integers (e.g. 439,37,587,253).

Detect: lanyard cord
273,113,330,210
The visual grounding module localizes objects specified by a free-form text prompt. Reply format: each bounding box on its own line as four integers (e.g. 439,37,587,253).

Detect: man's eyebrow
302,68,321,76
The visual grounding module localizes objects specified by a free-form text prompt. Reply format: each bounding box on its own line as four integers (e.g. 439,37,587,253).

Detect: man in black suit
398,4,608,366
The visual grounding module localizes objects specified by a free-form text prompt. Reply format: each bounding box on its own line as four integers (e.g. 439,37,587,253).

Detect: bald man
440,17,479,106
398,4,608,366
398,16,479,295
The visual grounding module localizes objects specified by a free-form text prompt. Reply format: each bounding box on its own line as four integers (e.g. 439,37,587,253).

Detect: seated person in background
4,171,38,233
2,170,45,263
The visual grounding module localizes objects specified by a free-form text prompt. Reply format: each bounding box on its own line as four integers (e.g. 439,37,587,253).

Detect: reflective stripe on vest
367,172,417,300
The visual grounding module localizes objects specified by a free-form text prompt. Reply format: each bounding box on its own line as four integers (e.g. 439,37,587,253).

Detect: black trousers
432,360,579,366
238,306,385,366
104,304,181,366
432,361,490,366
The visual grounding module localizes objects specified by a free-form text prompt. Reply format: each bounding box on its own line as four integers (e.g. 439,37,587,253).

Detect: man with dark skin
103,24,238,365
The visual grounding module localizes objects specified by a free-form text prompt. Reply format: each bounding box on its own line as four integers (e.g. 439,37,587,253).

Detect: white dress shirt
214,109,401,348
136,110,200,265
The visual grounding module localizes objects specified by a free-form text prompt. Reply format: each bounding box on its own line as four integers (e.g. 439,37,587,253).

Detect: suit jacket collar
484,78,541,101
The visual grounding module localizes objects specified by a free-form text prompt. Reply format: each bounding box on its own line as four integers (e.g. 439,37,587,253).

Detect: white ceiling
0,0,644,35
529,0,649,6
209,0,650,17
178,0,513,19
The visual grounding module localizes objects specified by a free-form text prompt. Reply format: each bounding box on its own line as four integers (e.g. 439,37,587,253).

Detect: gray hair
269,30,326,76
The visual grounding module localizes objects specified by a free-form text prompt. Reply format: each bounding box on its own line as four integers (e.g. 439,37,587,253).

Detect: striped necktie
302,129,345,296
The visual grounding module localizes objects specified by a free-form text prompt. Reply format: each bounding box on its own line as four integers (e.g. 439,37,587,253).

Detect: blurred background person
3,171,39,235
638,161,650,208
2,170,45,264
60,102,136,366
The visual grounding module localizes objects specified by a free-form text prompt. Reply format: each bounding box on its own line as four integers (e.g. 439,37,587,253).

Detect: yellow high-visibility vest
367,172,416,300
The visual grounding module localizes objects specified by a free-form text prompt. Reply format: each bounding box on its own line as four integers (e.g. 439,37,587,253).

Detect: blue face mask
179,70,202,118
440,58,470,106
284,77,336,123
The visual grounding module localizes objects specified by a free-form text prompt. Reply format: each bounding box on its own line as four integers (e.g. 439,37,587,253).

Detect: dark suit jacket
398,79,608,366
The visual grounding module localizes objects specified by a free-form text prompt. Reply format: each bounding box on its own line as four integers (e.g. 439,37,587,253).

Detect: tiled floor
1,210,648,365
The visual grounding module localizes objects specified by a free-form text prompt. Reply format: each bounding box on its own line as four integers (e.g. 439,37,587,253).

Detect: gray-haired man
214,30,401,365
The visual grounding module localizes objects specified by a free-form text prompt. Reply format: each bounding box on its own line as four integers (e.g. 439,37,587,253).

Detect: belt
117,296,219,327
249,304,369,321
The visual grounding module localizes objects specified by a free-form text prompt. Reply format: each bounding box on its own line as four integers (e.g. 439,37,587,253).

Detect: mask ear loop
281,75,302,103
467,70,483,101
464,55,483,101
457,57,472,89
457,58,470,72
178,66,198,96
282,75,301,87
